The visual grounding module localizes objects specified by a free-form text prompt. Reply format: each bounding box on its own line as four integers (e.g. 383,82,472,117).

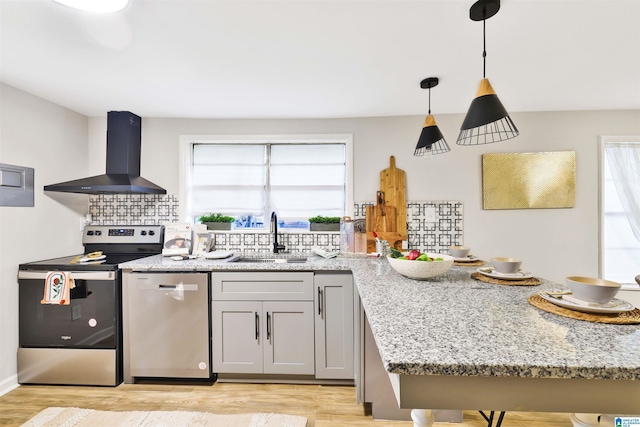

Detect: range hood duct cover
44,111,166,195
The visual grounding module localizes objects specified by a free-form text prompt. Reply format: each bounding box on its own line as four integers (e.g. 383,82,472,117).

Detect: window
600,136,640,284
179,134,353,230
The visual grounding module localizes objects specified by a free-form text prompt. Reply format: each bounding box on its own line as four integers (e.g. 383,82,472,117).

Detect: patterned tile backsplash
89,195,463,254
89,194,180,225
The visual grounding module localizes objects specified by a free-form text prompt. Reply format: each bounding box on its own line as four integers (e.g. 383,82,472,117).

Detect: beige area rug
21,407,307,427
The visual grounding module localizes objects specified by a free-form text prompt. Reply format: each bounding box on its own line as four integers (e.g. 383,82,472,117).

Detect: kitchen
1,0,640,426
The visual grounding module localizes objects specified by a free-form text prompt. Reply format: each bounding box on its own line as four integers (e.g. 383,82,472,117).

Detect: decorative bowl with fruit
387,248,454,280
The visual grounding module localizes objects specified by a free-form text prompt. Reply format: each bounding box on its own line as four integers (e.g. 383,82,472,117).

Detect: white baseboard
0,374,19,396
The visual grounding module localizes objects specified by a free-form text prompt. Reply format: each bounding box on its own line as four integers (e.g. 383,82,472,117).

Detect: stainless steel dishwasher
123,272,212,382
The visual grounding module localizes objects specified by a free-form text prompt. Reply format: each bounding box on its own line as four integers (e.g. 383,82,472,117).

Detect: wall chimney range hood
44,111,166,195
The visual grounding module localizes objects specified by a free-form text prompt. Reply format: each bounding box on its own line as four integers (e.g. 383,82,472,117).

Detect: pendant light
414,77,451,158
456,0,518,146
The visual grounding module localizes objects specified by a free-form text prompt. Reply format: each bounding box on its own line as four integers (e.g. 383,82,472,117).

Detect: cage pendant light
414,77,451,157
456,0,519,146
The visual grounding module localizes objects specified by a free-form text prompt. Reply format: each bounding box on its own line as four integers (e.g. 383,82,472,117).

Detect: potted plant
198,213,235,230
309,216,341,232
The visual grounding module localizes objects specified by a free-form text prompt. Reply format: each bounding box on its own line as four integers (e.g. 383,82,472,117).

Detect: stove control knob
149,230,155,236
140,230,147,236
87,230,94,235
95,230,102,236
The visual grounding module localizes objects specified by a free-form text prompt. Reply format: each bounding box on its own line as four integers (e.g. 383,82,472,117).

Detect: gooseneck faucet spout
271,211,286,253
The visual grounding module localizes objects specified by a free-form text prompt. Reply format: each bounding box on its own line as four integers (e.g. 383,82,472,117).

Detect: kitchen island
120,254,640,426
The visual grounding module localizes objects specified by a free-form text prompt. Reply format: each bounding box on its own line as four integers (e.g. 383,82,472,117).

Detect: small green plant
198,213,235,223
308,216,341,224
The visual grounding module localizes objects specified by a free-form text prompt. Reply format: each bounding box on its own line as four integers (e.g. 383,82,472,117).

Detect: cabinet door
212,301,263,374
263,301,315,375
314,273,354,379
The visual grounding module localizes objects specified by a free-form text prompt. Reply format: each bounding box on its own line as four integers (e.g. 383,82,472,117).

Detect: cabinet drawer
211,272,313,301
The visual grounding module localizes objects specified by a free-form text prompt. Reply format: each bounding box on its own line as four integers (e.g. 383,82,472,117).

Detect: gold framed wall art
482,151,576,210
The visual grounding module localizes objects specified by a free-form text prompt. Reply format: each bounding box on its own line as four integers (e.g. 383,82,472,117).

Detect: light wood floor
0,381,574,426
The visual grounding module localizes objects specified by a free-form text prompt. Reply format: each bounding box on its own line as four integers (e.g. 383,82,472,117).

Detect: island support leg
411,409,434,427
570,413,602,426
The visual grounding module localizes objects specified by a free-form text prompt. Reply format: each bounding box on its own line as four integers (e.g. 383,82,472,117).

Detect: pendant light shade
456,0,519,146
414,77,450,157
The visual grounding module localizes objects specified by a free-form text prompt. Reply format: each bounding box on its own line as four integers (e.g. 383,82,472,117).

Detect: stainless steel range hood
44,111,166,195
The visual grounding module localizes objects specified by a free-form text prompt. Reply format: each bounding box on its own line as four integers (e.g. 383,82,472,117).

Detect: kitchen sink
228,256,307,263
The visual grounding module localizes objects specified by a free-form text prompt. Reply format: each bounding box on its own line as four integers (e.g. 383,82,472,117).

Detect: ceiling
1,0,639,119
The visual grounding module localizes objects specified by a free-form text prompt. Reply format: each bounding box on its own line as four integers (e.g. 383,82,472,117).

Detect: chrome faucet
271,211,286,253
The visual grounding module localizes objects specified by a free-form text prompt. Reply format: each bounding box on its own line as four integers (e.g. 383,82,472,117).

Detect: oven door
18,270,119,349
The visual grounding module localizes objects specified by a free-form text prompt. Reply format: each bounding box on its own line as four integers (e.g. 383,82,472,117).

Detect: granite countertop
119,253,353,272
120,253,640,381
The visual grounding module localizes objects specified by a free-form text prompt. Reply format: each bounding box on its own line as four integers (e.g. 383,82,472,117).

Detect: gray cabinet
262,301,314,374
211,272,315,376
314,272,354,379
211,300,262,374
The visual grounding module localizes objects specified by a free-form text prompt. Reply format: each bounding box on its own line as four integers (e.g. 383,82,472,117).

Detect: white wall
88,110,640,285
0,84,88,395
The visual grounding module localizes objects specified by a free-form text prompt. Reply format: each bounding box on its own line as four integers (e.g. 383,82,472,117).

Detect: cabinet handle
255,312,259,340
318,287,323,316
266,312,271,340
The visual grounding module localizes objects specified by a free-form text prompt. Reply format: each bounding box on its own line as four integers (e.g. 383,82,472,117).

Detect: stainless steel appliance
123,272,211,383
17,225,164,386
44,111,166,194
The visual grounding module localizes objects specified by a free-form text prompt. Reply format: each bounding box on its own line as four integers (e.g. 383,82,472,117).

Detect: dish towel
311,247,340,259
41,272,75,305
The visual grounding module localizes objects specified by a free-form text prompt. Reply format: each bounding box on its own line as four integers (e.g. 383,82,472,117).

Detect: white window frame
598,135,640,283
178,134,354,228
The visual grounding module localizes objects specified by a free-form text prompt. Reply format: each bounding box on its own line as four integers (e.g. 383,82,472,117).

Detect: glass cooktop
18,253,154,271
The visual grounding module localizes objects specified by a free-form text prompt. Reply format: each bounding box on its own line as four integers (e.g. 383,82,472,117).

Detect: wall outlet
80,214,92,231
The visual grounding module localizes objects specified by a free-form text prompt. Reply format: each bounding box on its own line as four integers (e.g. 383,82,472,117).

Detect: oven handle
17,270,116,281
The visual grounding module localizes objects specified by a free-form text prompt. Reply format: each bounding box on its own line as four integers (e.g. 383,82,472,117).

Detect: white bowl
387,253,454,280
491,257,522,274
566,276,621,304
449,246,470,258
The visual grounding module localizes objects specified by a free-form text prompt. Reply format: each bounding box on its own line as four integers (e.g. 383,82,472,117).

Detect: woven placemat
470,271,541,286
454,260,485,267
528,294,640,324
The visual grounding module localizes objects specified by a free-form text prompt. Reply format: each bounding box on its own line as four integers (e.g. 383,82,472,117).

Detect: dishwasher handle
136,283,200,291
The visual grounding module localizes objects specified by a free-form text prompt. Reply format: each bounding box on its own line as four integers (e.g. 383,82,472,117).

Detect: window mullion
265,144,272,219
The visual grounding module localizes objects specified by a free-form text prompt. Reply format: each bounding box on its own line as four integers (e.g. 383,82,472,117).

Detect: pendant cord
428,88,431,115
482,18,487,78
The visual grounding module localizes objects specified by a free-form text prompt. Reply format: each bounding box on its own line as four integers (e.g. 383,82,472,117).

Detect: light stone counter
120,253,640,422
120,253,640,383
119,253,352,272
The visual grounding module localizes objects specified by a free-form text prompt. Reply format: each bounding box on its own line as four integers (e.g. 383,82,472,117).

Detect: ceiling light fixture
414,77,451,158
52,0,129,13
456,0,518,146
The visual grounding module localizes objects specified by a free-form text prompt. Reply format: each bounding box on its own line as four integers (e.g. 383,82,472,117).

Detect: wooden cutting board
365,232,405,253
365,191,398,253
365,204,396,233
380,156,407,236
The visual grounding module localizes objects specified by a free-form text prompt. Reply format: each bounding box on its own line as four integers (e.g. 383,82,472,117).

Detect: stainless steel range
17,225,164,386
